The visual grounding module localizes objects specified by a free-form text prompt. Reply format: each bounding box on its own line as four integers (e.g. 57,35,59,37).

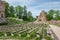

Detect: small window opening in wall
1,14,3,18
39,19,41,21
0,11,1,13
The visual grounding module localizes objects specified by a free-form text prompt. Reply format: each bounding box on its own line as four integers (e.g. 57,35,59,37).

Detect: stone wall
35,10,60,25
35,10,47,24
48,20,60,24
0,0,6,24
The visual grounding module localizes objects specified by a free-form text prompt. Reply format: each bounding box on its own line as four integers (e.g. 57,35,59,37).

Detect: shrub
46,35,52,40
35,37,41,40
21,32,27,37
7,32,11,36
0,32,4,36
14,32,18,36
30,31,36,38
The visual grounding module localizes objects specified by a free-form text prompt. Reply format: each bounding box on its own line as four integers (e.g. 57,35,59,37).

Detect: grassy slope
6,17,28,25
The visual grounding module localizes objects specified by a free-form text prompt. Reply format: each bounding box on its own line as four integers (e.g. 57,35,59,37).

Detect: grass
7,17,28,25
21,31,27,37
46,35,52,40
0,32,4,36
0,23,52,40
56,24,60,27
0,17,29,26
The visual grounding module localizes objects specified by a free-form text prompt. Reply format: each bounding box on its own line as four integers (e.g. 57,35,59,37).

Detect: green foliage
46,10,55,21
6,17,28,25
7,32,11,36
5,2,60,21
27,11,33,22
30,31,36,38
46,35,52,40
0,32,4,36
5,2,34,22
7,18,21,25
55,10,60,20
46,10,60,21
14,32,18,36
23,6,28,21
9,6,15,17
35,37,39,40
5,2,10,17
15,5,23,19
40,32,43,39
46,14,53,21
21,32,27,37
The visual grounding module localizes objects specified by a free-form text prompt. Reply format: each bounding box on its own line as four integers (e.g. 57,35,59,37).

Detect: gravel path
49,25,60,40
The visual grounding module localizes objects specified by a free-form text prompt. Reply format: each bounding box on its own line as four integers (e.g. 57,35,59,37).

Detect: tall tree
27,11,33,21
55,10,60,20
9,6,15,17
46,13,53,21
47,10,55,21
5,2,9,17
15,5,23,19
23,6,28,21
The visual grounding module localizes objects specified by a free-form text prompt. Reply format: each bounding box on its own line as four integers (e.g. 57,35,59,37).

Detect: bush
35,37,41,40
21,32,27,37
0,32,4,36
40,33,43,39
14,32,18,36
30,31,36,38
7,32,11,36
46,35,52,40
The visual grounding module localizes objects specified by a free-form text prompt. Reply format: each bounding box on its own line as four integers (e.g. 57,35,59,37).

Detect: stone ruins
35,10,47,24
0,0,6,24
35,10,60,24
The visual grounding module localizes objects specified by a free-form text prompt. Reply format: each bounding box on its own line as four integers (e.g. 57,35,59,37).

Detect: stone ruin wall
0,0,6,24
35,10,60,24
35,10,47,24
48,20,60,24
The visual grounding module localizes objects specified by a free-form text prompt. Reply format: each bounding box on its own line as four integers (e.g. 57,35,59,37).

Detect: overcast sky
5,0,60,17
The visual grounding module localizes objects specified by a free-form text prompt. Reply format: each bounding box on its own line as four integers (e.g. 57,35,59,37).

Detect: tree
15,5,23,19
23,6,28,21
5,2,9,17
48,10,55,18
5,2,15,17
27,11,33,21
55,10,60,20
46,10,55,21
46,14,53,21
9,6,15,17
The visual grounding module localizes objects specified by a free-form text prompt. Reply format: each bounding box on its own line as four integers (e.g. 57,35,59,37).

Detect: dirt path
49,25,60,40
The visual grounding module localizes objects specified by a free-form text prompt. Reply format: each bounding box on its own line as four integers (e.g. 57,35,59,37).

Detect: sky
5,0,60,17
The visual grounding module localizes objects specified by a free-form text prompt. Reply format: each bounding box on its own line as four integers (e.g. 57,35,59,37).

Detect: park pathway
49,25,60,40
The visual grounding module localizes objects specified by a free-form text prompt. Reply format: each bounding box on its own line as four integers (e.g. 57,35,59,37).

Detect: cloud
5,0,33,6
27,1,60,17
